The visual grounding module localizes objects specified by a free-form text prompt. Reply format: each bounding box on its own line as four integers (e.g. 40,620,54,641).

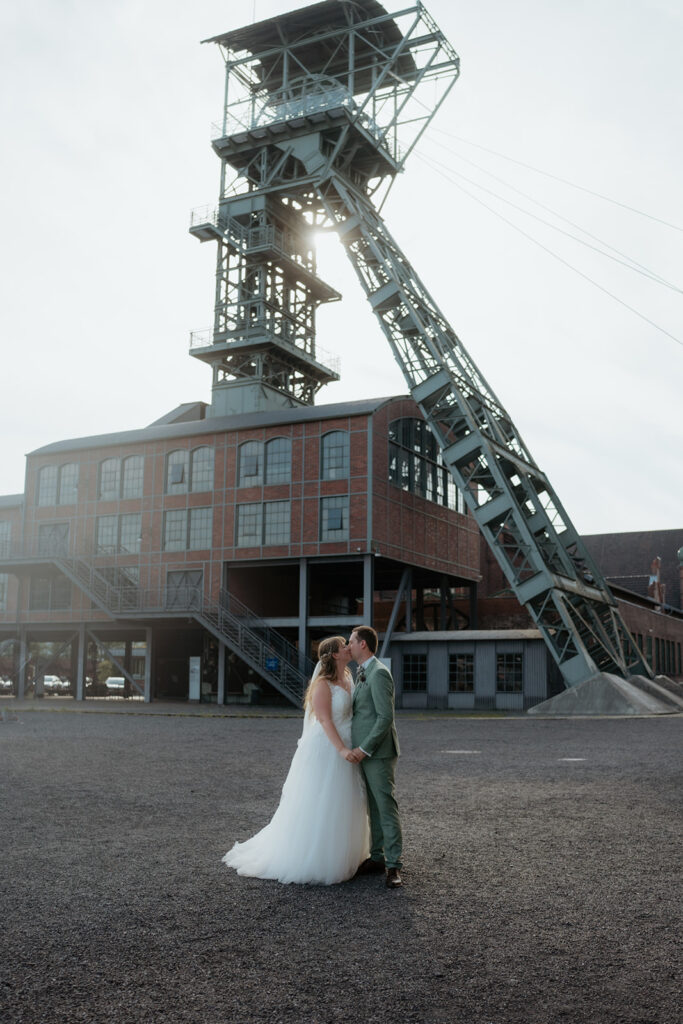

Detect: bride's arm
311,681,357,762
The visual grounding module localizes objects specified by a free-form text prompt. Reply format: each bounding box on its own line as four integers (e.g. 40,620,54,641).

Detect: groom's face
348,631,364,663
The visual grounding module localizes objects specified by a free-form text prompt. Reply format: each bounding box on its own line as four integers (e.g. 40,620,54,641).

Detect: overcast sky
1,0,681,536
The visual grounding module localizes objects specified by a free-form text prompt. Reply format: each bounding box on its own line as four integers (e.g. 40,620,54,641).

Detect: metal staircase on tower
197,0,655,693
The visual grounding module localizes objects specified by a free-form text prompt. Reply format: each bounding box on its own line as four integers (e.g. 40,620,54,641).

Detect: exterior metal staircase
0,548,311,705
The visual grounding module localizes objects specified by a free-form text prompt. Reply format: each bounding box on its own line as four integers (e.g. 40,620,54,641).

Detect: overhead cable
429,128,683,234
416,152,683,350
420,149,683,295
424,138,681,293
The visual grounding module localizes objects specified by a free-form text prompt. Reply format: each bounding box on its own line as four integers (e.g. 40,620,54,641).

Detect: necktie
357,669,366,683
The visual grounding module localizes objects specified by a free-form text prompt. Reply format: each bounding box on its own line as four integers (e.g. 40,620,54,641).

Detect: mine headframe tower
194,0,653,689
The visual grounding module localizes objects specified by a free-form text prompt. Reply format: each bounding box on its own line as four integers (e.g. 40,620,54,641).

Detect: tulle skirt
223,719,370,885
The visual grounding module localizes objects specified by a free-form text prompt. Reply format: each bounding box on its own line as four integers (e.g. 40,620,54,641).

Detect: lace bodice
302,681,354,744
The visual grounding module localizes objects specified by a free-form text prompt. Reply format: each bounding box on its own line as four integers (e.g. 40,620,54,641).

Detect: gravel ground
1,704,681,1024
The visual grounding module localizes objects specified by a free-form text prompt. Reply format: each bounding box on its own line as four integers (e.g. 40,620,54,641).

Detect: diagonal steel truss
312,174,651,685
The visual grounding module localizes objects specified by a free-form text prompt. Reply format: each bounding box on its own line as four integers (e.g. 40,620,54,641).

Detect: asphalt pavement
1,702,681,1023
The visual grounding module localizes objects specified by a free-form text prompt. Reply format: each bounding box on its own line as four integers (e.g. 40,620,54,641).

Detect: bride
222,636,370,885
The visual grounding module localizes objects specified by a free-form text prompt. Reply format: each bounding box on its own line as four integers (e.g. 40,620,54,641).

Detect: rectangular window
320,495,349,541
496,652,523,692
236,503,262,547
321,432,350,480
58,464,79,505
119,513,142,554
96,515,118,554
122,456,144,498
190,448,214,493
403,653,428,692
265,439,291,484
99,459,121,500
238,442,263,487
29,576,71,611
264,500,290,545
166,451,189,494
188,507,212,550
163,509,187,552
37,466,58,507
0,521,11,557
0,573,8,611
449,653,474,692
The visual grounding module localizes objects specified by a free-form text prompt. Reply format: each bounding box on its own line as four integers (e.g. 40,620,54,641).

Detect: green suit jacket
351,657,400,759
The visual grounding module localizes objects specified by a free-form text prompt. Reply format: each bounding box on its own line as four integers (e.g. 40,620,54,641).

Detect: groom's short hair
353,625,378,653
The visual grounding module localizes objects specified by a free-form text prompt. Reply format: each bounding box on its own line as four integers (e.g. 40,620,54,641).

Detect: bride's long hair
303,635,350,711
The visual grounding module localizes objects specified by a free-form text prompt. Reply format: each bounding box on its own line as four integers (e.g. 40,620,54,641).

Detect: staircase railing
1,547,312,705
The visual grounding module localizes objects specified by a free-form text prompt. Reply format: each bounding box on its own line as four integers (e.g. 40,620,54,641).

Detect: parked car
104,676,125,695
43,675,65,695
0,677,13,693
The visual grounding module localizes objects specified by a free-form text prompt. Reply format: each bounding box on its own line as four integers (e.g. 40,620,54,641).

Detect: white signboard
188,657,201,701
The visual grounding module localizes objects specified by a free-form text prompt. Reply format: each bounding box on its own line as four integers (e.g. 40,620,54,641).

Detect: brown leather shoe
385,867,403,888
355,857,386,876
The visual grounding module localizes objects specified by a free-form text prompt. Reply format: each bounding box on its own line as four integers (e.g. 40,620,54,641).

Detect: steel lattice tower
192,0,654,691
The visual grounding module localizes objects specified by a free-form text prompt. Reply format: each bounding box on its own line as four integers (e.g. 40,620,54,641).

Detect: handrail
219,588,316,678
1,547,311,703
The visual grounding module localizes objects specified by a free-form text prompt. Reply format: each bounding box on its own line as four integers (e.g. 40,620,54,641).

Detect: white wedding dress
223,680,370,885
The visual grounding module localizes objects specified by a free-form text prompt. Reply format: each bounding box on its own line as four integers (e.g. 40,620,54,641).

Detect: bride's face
335,642,352,667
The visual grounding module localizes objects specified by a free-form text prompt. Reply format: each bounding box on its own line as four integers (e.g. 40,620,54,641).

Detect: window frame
321,430,350,481
448,653,474,692
402,652,428,692
495,652,524,693
320,495,349,541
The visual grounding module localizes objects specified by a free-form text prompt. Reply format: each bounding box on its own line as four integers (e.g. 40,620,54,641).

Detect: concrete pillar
298,557,308,669
75,624,86,701
363,554,374,628
217,640,226,705
144,628,153,703
17,627,27,700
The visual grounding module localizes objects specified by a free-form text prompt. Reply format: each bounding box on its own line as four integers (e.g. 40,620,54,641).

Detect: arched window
190,446,214,492
238,441,263,487
37,466,58,507
57,463,79,505
122,455,144,498
99,458,120,500
321,431,349,480
265,437,291,484
166,449,189,494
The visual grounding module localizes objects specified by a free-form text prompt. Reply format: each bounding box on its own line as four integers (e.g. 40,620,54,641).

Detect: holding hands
339,746,367,763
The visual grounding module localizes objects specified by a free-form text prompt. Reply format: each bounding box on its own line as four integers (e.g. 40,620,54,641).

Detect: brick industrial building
0,398,680,709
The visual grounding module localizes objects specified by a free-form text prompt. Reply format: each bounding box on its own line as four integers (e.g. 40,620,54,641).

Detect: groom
347,626,403,889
